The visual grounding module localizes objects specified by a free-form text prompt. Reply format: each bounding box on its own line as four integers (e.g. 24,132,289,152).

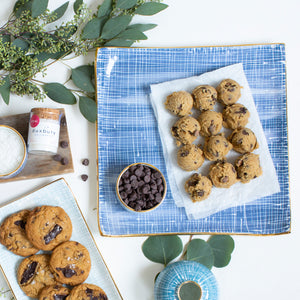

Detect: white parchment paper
150,63,280,219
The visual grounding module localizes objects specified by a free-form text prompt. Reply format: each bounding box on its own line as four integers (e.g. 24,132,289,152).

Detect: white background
0,0,299,299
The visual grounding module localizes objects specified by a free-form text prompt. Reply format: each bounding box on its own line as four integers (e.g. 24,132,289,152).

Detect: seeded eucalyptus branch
0,0,168,122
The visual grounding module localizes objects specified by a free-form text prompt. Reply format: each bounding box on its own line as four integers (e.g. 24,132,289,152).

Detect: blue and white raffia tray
96,44,290,236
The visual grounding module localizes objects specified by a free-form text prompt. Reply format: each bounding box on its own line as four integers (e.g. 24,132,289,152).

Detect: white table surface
0,0,299,299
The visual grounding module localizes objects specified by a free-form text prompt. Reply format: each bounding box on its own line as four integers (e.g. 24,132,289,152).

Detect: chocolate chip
208,124,215,134
242,129,249,135
53,154,62,162
180,150,189,157
61,157,69,165
44,224,62,244
14,220,26,230
56,267,77,278
20,261,37,284
221,176,229,183
178,104,183,110
82,158,89,166
197,190,204,197
54,295,68,300
60,141,68,148
81,174,88,181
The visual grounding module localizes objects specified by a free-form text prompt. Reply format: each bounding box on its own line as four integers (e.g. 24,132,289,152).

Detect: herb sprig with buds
0,0,168,122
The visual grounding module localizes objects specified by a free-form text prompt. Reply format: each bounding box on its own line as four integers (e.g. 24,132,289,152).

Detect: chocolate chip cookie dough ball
209,161,237,188
165,91,193,116
217,79,241,105
171,116,200,146
198,110,223,137
177,144,205,171
235,153,262,183
203,134,232,161
192,85,217,111
228,127,259,154
222,103,250,130
184,173,212,202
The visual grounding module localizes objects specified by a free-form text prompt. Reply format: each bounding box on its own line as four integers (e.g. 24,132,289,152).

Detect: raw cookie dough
17,254,57,298
184,173,212,202
39,284,70,300
216,79,241,105
171,116,200,146
209,161,237,188
164,91,193,116
203,134,232,161
0,210,39,257
228,127,259,154
235,152,263,183
50,241,91,286
222,103,250,129
192,85,217,111
66,283,108,300
25,206,72,251
198,110,223,137
177,144,205,171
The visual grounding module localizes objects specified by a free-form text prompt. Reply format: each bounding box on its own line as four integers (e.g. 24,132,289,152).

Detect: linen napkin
150,63,280,219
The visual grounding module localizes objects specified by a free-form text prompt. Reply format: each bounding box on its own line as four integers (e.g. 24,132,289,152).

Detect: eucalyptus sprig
0,0,168,122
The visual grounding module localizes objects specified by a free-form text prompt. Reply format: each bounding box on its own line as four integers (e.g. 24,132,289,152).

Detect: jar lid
31,108,61,120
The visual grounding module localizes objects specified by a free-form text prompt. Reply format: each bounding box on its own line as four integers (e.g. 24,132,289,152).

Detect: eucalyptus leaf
56,25,77,38
116,0,138,10
179,281,202,300
186,239,214,269
0,34,11,43
0,76,10,105
101,15,132,40
135,2,168,16
31,0,48,18
73,0,83,14
207,235,235,268
127,23,157,32
97,0,112,17
104,38,134,47
48,2,69,23
14,0,33,18
116,29,147,40
43,83,76,104
12,39,29,51
79,96,97,123
71,65,95,93
81,17,107,40
142,235,183,266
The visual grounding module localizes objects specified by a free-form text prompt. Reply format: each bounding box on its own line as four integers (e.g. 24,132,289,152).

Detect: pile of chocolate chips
118,164,165,211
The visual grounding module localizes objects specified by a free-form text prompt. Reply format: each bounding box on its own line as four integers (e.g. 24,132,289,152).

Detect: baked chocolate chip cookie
50,241,91,286
39,284,70,300
25,206,72,251
17,254,57,298
0,210,39,256
66,283,108,300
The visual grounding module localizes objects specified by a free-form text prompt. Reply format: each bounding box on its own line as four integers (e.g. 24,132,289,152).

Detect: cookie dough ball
171,116,200,146
192,85,217,111
39,284,70,300
165,91,193,116
235,153,263,183
222,103,250,130
209,161,237,188
198,110,223,137
228,127,259,154
184,173,212,202
203,134,232,161
66,283,108,300
177,144,205,171
0,210,39,257
217,79,241,105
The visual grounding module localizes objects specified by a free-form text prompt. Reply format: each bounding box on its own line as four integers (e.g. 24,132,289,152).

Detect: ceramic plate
96,44,290,236
0,178,122,300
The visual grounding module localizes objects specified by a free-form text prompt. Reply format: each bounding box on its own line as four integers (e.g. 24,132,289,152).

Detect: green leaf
178,281,202,300
73,0,83,14
0,34,11,43
81,17,107,40
48,2,69,23
104,38,134,47
116,28,147,40
207,235,235,268
31,0,48,18
142,235,183,266
101,15,132,40
97,0,112,17
12,39,29,51
56,25,77,38
116,0,138,10
79,96,97,123
186,239,214,269
127,23,157,32
0,76,10,105
71,65,95,93
43,83,76,104
14,0,33,18
135,2,168,16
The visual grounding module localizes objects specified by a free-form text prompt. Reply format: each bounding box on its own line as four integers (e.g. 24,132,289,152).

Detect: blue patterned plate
0,179,122,300
96,44,290,236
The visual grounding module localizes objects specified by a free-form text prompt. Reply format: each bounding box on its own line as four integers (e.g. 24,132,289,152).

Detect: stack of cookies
165,79,262,203
0,206,108,300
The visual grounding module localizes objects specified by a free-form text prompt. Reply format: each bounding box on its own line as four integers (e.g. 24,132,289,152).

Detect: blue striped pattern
96,44,290,236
